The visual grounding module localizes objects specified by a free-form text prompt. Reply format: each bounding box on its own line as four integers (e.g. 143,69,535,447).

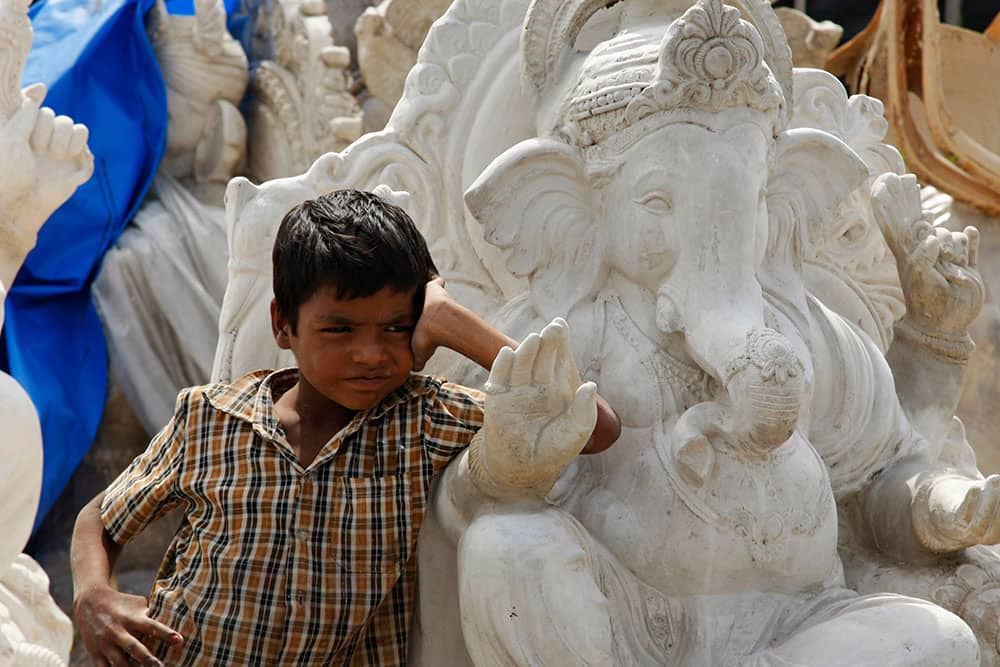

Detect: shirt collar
204,369,442,436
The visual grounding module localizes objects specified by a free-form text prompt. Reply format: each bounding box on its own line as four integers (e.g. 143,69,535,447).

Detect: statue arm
808,297,992,558
431,315,611,542
872,173,983,446
885,331,971,447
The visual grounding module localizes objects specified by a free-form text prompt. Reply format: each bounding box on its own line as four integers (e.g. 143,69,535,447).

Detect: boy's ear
270,299,292,349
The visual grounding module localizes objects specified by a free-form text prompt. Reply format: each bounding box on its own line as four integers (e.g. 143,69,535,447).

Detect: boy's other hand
411,276,451,370
75,586,181,667
473,318,598,496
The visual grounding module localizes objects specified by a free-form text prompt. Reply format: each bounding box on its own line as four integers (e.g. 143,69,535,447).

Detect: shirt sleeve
422,381,485,474
100,387,192,545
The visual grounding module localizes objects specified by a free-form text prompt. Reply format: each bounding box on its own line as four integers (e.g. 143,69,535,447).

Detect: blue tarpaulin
7,0,168,529
8,0,253,530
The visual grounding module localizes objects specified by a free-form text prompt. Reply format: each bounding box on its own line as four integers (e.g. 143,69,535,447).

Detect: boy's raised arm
412,278,620,454
71,493,181,667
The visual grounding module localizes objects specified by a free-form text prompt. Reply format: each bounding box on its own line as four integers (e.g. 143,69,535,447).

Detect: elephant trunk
656,222,803,455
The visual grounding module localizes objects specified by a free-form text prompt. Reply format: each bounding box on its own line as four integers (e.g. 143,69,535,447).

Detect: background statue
0,0,94,661
211,0,1000,663
92,0,250,437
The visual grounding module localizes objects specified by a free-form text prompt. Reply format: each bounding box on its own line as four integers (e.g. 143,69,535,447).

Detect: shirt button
296,529,310,542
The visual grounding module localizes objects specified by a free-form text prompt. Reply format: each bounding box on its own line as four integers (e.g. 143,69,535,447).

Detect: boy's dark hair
272,189,438,332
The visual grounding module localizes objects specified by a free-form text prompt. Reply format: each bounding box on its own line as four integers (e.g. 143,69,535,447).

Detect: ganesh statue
212,0,1000,664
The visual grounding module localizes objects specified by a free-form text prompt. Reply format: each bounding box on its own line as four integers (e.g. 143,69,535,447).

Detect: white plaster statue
93,0,364,435
919,186,1000,474
0,0,93,662
773,6,842,69
246,0,363,183
354,0,450,131
92,0,248,435
213,0,1000,663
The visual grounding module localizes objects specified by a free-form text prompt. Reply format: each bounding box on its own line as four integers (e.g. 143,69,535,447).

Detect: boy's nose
351,340,388,366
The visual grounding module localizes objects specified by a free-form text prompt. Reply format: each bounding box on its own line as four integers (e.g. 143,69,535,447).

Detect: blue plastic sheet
6,0,167,528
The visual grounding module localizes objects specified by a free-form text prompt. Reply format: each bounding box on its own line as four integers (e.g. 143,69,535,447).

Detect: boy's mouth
343,376,390,388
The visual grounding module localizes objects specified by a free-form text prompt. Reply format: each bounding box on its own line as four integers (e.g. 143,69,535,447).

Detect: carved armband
895,318,975,365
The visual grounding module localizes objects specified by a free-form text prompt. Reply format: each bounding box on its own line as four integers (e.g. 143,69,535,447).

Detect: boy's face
272,285,417,412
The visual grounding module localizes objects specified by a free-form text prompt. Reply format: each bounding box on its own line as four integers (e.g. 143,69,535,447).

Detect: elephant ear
764,128,869,325
465,138,604,319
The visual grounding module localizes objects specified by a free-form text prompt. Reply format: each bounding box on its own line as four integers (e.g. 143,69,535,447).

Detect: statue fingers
67,122,90,157
74,144,96,184
969,476,1000,545
569,381,598,437
965,226,980,268
20,82,46,106
485,346,515,394
4,90,40,139
48,114,75,155
909,234,941,270
29,105,55,151
510,332,541,386
533,321,562,385
950,231,969,267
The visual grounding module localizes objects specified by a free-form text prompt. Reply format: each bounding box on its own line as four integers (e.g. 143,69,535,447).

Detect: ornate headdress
523,0,792,153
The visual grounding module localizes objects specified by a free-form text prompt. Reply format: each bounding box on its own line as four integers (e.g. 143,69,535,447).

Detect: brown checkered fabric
101,368,483,666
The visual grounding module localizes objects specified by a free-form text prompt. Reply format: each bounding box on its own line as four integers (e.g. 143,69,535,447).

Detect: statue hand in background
872,172,984,337
470,318,597,499
913,473,1000,552
0,83,93,256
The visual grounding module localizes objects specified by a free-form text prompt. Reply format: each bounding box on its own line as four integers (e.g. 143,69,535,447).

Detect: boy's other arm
412,278,621,454
71,492,181,667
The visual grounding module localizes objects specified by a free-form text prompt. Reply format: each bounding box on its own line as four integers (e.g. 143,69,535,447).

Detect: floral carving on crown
625,0,784,126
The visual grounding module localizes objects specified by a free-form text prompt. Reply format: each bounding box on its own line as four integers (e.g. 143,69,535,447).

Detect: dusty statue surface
215,0,1000,664
0,0,93,663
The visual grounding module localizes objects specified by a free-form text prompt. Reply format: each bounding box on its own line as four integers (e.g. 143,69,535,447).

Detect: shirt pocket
331,473,422,575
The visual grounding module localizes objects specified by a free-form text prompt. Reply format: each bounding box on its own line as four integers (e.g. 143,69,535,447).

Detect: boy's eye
385,325,414,334
322,326,351,334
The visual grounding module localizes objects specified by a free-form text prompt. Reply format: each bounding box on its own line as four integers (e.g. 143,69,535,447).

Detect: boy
71,190,620,665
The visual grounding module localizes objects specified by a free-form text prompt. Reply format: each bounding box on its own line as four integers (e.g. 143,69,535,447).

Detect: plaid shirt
101,368,484,666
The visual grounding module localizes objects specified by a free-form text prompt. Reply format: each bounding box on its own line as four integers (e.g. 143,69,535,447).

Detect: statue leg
762,592,979,666
457,505,616,666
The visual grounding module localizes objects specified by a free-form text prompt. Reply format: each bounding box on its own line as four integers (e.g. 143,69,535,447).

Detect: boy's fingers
101,644,132,667
486,346,515,392
115,630,163,667
131,614,182,647
510,333,540,385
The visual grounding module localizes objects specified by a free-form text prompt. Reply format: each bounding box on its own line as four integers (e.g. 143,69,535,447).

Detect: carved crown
523,0,792,149
624,0,784,124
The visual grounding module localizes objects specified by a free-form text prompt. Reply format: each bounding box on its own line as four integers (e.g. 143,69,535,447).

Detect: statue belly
580,431,840,597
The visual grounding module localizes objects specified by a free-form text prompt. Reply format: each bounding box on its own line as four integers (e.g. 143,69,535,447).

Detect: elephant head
466,0,869,458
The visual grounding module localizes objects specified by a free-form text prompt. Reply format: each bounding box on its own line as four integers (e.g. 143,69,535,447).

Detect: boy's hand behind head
75,586,182,667
411,276,451,371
